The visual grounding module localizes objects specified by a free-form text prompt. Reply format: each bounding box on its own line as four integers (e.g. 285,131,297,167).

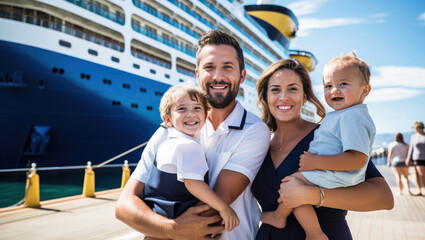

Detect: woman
387,133,411,195
406,121,425,195
251,59,394,239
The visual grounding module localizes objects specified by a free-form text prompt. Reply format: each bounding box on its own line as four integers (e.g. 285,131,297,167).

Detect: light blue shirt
302,104,376,188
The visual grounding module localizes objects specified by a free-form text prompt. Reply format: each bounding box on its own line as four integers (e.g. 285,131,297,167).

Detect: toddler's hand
299,151,317,171
219,206,239,232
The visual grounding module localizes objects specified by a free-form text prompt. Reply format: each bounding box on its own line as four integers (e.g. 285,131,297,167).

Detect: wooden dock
347,166,425,240
0,166,424,240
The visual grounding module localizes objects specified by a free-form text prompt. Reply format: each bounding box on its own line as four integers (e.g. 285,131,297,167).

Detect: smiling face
323,65,371,111
267,69,306,123
196,44,246,109
164,93,207,137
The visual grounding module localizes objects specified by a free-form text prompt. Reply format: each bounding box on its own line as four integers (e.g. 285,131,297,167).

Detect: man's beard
206,80,239,109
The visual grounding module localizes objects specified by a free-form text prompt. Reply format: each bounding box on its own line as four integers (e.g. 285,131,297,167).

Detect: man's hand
298,151,318,171
173,204,224,240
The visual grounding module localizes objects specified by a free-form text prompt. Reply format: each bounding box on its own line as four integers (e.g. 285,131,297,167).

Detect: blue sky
248,0,425,134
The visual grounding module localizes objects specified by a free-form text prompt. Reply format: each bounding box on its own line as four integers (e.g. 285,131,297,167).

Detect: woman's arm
115,178,224,239
387,148,393,167
278,176,394,211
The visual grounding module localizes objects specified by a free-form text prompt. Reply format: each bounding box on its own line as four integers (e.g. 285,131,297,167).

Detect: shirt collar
219,100,247,131
167,127,196,140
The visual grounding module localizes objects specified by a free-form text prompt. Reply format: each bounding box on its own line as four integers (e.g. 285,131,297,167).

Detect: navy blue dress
251,128,382,240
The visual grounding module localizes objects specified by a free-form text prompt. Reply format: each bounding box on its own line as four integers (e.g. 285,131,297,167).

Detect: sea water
0,167,133,208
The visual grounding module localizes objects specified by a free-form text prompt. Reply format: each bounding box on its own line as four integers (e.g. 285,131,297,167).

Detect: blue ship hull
0,40,169,169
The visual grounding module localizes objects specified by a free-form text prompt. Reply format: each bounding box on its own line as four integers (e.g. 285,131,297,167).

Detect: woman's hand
278,176,319,209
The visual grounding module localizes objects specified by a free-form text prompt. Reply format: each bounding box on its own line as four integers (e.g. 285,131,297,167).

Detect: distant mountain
373,131,415,148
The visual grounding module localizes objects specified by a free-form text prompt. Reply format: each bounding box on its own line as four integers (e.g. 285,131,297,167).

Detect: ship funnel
245,3,298,50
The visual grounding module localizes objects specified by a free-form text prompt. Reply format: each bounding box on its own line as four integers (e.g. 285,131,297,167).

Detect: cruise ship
0,0,317,169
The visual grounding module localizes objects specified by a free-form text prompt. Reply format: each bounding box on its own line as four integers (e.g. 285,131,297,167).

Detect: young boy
142,84,239,231
261,52,375,240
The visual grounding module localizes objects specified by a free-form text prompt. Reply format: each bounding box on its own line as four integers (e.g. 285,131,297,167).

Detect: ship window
38,78,46,90
88,49,98,56
59,68,64,74
123,83,130,89
179,79,184,83
133,64,140,69
155,91,163,96
150,69,156,74
86,74,90,80
52,67,58,74
81,73,85,79
165,74,170,79
146,106,153,111
131,103,139,108
140,87,147,93
111,56,120,63
103,78,112,85
59,40,71,48
112,100,121,106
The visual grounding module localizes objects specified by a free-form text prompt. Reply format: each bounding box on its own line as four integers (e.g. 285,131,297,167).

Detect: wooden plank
1,166,424,240
347,166,425,240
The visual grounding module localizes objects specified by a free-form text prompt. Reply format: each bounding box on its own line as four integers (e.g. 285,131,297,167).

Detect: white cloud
366,88,424,103
419,12,425,22
371,66,425,88
296,13,386,36
297,17,363,36
287,0,330,16
312,65,425,104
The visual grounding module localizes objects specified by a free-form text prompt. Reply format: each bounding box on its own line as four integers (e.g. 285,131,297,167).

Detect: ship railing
0,4,124,52
133,0,200,39
131,22,196,57
64,0,125,25
131,48,172,69
166,0,216,29
245,63,262,77
176,66,196,78
241,45,270,67
197,0,280,62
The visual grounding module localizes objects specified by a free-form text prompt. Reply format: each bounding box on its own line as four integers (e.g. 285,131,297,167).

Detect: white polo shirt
132,101,271,240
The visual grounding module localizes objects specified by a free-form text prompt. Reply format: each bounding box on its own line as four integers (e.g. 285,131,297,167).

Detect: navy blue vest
142,159,208,219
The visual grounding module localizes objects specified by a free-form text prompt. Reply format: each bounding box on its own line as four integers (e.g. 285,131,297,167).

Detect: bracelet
315,186,325,208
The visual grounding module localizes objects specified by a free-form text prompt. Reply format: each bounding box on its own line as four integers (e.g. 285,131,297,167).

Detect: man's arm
115,178,224,240
214,170,250,204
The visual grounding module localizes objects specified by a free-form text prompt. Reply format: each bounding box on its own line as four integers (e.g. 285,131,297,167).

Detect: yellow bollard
23,163,40,207
82,161,95,197
121,160,130,189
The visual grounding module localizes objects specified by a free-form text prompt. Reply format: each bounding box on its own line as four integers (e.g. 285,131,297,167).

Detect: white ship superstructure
0,0,317,169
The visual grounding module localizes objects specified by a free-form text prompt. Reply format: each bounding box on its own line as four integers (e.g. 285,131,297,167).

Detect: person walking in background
387,133,411,195
406,121,425,196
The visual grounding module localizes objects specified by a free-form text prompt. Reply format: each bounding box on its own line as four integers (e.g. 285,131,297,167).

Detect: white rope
95,141,148,168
